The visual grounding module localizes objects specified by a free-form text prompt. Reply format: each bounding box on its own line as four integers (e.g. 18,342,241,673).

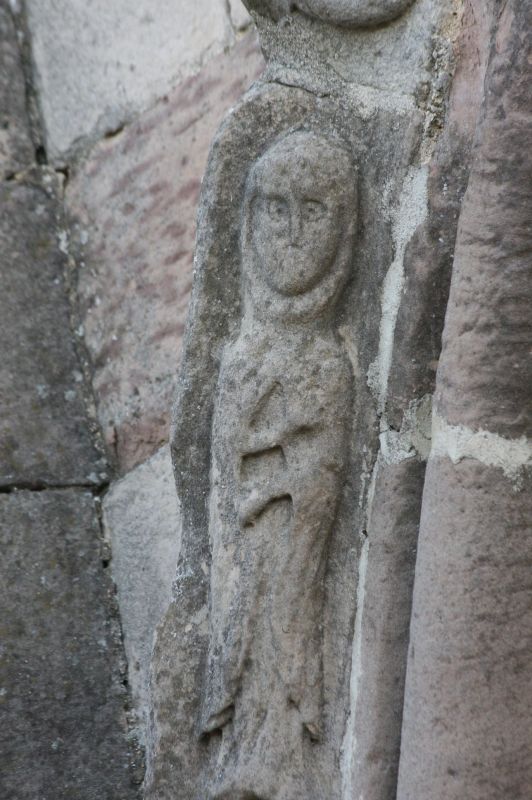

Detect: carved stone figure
244,0,416,27
200,131,357,799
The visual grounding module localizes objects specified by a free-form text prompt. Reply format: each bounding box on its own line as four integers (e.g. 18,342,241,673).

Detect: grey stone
144,1,463,797
342,458,424,800
26,0,234,161
146,42,438,795
0,1,33,175
66,33,264,473
245,0,416,28
0,173,106,487
0,489,138,800
102,445,181,742
199,131,356,798
228,0,253,30
255,0,444,97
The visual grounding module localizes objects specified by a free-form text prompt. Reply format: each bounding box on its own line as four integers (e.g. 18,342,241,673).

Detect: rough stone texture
67,33,264,473
345,9,495,790
385,0,493,425
342,458,424,800
102,445,181,742
397,3,532,798
0,489,137,800
434,0,532,439
0,1,33,176
0,172,107,487
198,131,357,799
245,0,416,27
256,0,443,97
26,0,235,161
397,459,532,799
145,0,452,782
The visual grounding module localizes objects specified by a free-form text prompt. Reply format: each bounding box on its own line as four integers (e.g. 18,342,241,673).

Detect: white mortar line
431,412,532,486
367,166,429,414
340,459,379,800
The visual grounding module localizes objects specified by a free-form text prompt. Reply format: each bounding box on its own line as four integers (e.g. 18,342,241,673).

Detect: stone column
397,2,532,798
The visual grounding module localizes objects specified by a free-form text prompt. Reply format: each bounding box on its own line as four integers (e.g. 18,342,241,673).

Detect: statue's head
241,131,357,314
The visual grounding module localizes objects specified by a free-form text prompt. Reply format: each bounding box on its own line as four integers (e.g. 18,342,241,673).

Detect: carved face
248,135,353,297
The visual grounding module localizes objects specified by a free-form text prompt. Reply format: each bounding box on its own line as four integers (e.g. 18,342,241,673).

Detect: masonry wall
1,1,530,798
0,1,262,796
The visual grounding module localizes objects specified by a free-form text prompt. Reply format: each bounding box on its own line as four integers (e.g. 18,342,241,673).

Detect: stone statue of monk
200,131,357,800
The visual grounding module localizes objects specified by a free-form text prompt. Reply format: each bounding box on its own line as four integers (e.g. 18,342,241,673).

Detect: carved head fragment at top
243,0,416,28
242,131,357,320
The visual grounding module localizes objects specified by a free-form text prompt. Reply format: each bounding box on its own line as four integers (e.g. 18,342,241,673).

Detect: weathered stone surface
67,33,264,473
434,0,532,439
103,445,181,742
245,0,416,27
256,0,444,97
228,0,253,30
198,131,357,799
397,3,532,798
0,1,33,175
26,0,236,160
342,458,424,800
146,26,439,790
385,0,493,424
0,489,137,800
0,173,106,487
397,458,532,799
347,11,493,790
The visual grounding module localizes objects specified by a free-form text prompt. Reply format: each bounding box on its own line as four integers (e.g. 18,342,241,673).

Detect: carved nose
289,212,303,246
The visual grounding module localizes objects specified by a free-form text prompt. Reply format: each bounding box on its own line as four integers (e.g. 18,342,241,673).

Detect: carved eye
302,199,326,221
267,197,288,221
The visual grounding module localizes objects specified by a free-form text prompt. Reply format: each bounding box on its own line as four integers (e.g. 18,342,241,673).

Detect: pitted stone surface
197,131,356,798
245,0,416,27
397,458,532,800
397,4,532,798
26,0,235,160
435,0,532,439
146,58,432,794
0,489,137,800
103,445,181,741
386,0,491,428
343,458,423,800
254,0,443,97
67,34,264,473
0,1,33,175
0,174,106,486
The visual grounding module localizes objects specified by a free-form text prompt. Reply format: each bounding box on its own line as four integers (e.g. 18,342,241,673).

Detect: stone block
0,489,137,799
0,173,106,487
26,0,235,160
66,33,264,473
0,1,33,175
102,445,181,741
